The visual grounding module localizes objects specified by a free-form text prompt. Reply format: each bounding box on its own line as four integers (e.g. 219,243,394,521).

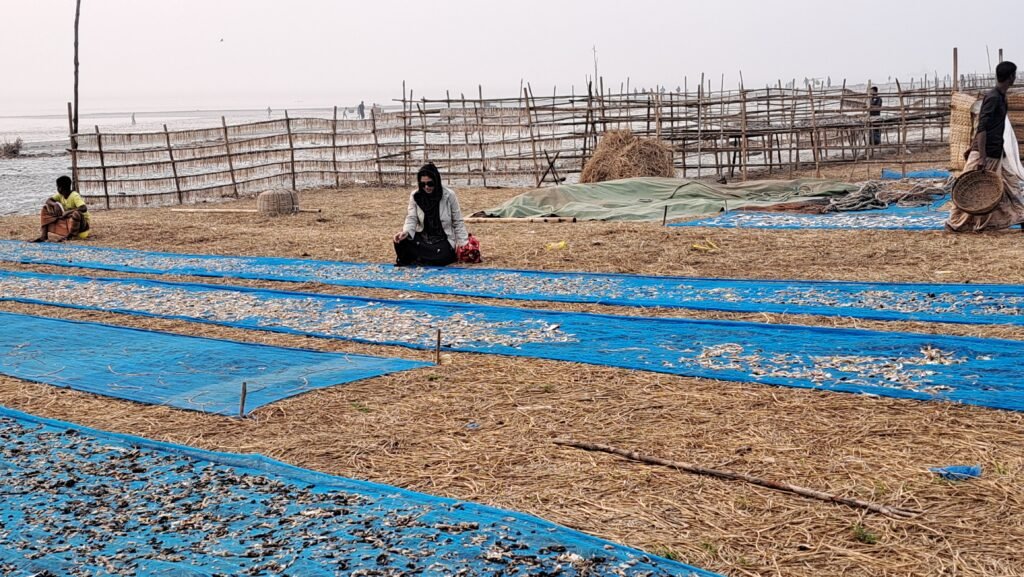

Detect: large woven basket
949,93,979,170
1012,111,1024,159
256,189,299,216
1007,90,1024,111
952,170,1003,215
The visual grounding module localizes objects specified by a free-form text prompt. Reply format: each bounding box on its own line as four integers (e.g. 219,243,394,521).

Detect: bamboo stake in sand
238,381,248,418
553,439,922,519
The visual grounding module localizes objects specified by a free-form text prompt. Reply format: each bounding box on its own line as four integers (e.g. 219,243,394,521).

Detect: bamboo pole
163,124,183,205
284,110,297,191
896,78,908,178
331,105,340,188
553,439,922,519
476,85,488,187
740,84,748,181
170,208,321,214
953,48,959,92
370,108,384,185
806,86,821,178
67,102,78,191
94,126,110,209
524,85,542,187
221,116,239,198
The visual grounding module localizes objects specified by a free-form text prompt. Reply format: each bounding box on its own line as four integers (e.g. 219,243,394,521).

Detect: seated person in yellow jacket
32,175,91,242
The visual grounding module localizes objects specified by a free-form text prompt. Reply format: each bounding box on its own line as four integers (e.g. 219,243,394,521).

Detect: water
0,107,363,216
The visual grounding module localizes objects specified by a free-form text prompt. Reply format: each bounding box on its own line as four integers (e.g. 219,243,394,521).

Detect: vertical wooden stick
662,205,668,226
435,329,442,364
239,381,248,418
332,105,340,188
163,124,182,205
476,85,488,187
370,108,384,186
221,116,239,197
284,110,297,191
67,102,78,191
953,48,959,92
524,85,542,187
94,126,109,209
896,79,908,178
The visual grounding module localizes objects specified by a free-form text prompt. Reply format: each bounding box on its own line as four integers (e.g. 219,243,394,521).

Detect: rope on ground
553,438,924,519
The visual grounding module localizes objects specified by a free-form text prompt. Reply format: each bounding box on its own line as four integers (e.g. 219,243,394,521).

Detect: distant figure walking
131,113,136,125
357,101,365,120
267,106,272,118
868,86,882,146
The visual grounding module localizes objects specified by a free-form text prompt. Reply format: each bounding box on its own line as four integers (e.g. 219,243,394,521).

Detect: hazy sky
1,0,1020,115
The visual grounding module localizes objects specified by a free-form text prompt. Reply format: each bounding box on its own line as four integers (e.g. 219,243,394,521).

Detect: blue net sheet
0,406,714,576
673,204,949,230
880,168,951,180
3,270,1024,412
3,240,1024,326
0,311,427,415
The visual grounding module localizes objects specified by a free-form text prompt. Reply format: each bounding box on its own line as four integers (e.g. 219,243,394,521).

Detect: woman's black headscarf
414,163,446,242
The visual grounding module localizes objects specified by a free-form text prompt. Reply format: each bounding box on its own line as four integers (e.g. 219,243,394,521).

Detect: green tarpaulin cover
481,177,859,221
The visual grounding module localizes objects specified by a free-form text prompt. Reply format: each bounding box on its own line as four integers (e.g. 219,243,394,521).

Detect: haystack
579,130,675,183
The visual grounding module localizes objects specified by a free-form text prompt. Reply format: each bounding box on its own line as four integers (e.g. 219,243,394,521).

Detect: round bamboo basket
952,170,1003,215
256,189,299,216
951,92,980,111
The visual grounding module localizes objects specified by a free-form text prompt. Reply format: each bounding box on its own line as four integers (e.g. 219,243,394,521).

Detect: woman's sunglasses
419,181,436,188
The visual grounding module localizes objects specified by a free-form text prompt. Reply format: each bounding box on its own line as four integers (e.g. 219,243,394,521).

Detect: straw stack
579,130,675,183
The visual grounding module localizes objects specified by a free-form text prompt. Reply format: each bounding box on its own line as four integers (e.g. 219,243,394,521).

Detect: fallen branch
553,439,922,519
169,208,321,214
464,216,577,224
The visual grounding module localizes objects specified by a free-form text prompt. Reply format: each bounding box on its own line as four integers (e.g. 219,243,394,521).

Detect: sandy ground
1,164,1023,576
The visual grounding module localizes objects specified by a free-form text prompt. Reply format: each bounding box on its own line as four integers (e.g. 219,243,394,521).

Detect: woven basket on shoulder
1007,90,1024,111
952,170,1003,215
949,93,979,170
256,189,299,216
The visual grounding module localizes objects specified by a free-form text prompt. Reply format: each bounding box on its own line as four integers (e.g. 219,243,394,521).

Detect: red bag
456,234,482,264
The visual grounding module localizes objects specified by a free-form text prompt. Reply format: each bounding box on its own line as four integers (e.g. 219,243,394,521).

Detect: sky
1,0,1021,116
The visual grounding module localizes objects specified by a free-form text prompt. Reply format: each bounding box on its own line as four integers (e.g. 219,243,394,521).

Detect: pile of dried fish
0,276,577,350
687,209,949,230
0,415,692,576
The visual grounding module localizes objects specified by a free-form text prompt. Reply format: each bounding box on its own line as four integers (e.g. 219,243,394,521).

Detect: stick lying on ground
170,208,322,214
464,216,576,223
553,439,922,519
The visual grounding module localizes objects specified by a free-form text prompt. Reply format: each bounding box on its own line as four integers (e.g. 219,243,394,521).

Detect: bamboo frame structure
73,80,959,209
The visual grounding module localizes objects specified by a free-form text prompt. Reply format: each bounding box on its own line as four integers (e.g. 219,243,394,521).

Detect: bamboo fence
71,79,960,209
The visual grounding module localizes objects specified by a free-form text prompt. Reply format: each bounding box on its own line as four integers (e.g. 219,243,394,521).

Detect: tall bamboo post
697,74,704,178
284,110,297,191
787,85,797,177
475,85,488,187
370,108,384,185
864,80,873,160
402,82,410,186
163,124,182,205
807,86,821,178
94,126,109,209
524,85,542,187
220,116,239,197
953,48,959,92
67,102,78,190
418,99,428,163
459,94,473,184
739,85,748,181
331,105,340,188
896,79,908,177
72,0,81,174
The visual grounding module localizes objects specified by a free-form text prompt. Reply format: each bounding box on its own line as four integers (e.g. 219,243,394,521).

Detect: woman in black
393,163,469,266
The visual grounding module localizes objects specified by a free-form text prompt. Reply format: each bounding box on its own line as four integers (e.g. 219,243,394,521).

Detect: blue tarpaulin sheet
3,241,1024,326
881,168,951,180
0,311,427,415
673,204,949,230
0,406,714,576
3,270,1024,412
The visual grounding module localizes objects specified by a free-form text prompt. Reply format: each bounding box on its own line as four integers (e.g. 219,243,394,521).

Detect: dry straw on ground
2,154,1024,577
579,129,676,183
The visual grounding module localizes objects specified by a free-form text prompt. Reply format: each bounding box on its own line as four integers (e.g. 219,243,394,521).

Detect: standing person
31,176,91,242
868,86,882,146
357,101,365,120
393,163,469,266
947,61,1024,232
